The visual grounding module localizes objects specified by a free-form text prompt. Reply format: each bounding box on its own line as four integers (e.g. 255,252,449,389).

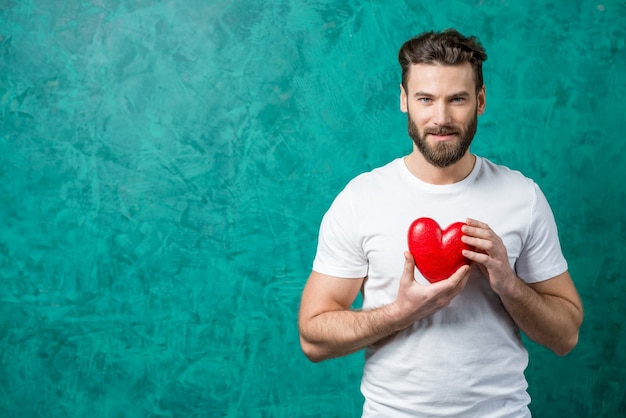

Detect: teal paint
0,0,624,416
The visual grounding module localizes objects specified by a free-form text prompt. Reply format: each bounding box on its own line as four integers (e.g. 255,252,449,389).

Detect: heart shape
407,217,472,283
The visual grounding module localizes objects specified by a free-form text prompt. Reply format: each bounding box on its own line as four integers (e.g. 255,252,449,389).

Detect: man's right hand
298,252,470,362
390,252,471,331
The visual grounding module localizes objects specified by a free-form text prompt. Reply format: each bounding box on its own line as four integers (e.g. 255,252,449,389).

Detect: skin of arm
461,218,584,356
298,253,471,362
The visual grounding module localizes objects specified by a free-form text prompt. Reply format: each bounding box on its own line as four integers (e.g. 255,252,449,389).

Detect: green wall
1,0,624,416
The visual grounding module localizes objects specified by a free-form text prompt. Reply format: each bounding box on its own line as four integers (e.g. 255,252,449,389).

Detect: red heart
407,218,472,283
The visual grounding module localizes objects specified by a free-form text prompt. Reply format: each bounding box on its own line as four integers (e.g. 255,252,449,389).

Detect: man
298,29,583,417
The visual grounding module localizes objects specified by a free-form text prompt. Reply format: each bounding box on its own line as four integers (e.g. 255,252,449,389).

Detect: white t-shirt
313,156,568,418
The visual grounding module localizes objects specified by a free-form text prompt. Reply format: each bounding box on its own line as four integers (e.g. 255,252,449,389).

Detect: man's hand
390,251,471,330
459,217,583,355
299,252,472,362
460,218,516,295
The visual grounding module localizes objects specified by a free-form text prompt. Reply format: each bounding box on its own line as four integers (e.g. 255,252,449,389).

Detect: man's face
400,63,486,168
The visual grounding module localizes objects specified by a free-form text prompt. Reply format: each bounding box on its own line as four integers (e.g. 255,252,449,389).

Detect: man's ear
400,84,408,113
477,85,486,115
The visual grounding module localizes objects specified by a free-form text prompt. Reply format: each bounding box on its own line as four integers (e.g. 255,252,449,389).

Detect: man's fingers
462,235,495,254
465,218,490,229
463,248,491,265
462,224,492,241
430,264,471,292
449,264,471,286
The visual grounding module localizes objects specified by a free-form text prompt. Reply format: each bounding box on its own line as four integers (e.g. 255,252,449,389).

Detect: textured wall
0,0,624,417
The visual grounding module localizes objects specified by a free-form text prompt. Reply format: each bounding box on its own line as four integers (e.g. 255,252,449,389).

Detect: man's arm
462,218,583,356
504,271,581,355
298,252,471,362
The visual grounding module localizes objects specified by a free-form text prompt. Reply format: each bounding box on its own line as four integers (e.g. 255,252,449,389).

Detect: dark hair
398,29,487,93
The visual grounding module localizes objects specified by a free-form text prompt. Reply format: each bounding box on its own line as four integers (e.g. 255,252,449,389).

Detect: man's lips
427,132,458,141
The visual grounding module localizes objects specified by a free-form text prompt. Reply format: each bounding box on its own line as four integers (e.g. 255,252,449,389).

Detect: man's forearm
299,304,403,362
497,274,583,356
299,258,472,362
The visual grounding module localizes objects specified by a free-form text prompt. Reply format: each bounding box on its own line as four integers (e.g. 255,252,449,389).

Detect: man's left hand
461,218,516,295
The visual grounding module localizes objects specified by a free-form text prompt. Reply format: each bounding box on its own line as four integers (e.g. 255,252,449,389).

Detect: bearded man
298,29,583,417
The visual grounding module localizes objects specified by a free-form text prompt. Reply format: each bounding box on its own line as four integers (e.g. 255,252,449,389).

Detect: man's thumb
402,251,416,282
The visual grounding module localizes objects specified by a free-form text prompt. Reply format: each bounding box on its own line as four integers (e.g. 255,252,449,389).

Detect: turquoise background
1,0,625,416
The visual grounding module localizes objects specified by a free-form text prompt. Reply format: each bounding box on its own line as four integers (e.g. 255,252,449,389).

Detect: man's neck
404,151,477,185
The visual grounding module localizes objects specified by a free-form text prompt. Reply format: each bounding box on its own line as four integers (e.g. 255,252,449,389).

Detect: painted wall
1,0,624,416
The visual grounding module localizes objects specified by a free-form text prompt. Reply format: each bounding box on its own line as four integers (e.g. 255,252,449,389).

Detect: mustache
424,125,459,135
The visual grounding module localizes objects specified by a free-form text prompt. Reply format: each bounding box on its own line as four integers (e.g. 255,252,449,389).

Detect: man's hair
398,29,488,93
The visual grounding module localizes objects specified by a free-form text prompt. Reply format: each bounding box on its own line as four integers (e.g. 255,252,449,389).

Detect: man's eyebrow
413,91,471,98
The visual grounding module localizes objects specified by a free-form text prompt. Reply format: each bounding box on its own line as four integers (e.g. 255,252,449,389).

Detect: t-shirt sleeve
515,183,568,283
312,187,368,279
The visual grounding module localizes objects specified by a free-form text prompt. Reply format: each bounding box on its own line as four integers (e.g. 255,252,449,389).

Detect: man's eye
418,97,432,103
451,97,466,103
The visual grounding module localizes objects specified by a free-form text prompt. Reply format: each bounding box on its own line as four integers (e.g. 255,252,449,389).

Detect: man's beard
408,110,478,168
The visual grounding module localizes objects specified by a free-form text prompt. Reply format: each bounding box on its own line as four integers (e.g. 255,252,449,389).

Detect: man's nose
433,102,452,125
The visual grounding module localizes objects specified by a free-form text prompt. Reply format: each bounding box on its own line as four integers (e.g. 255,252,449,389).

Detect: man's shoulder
477,157,537,188
348,158,404,188
328,158,405,209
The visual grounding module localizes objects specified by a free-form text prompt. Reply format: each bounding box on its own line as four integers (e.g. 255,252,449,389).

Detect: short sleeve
515,183,568,283
312,186,368,279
